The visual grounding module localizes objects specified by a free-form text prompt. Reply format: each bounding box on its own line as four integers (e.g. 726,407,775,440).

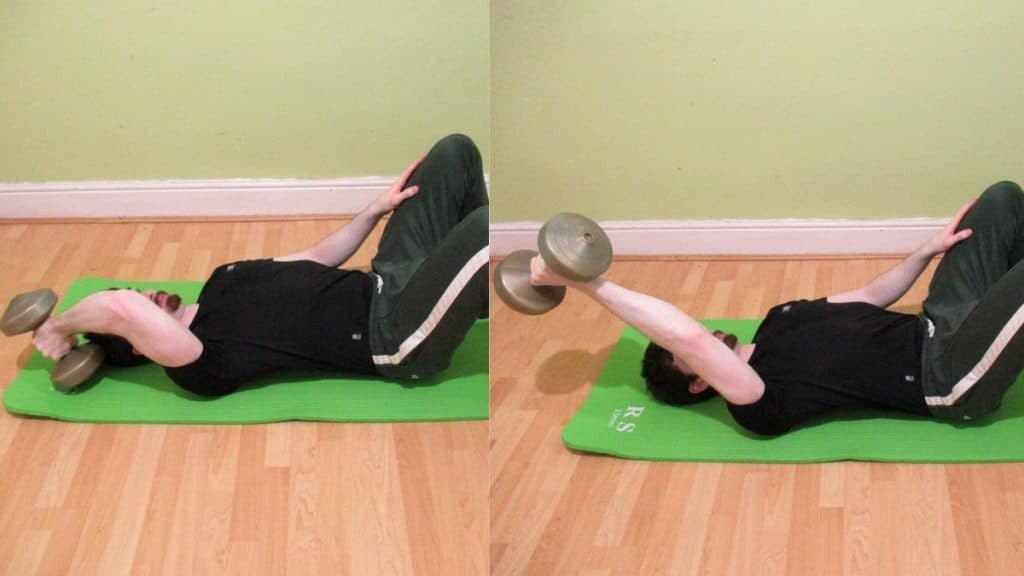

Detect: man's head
84,288,185,366
85,331,150,366
641,330,739,405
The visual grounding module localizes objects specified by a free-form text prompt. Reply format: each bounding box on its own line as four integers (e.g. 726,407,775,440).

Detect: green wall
1,2,489,181
6,1,1022,219
492,2,1024,221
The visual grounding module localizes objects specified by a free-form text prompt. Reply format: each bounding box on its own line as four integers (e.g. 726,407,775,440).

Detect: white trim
372,245,489,366
490,218,948,256
924,301,1024,407
0,175,490,219
0,177,390,218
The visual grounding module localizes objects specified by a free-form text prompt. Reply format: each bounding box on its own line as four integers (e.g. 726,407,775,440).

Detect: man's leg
922,181,1024,418
368,134,489,378
924,181,1024,343
371,134,487,318
372,205,488,379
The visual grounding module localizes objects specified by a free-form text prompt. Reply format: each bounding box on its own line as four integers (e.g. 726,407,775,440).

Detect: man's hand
925,198,976,256
32,318,77,360
530,255,574,287
373,156,425,215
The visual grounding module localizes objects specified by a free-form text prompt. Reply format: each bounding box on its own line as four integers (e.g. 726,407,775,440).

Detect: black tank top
165,259,377,396
727,298,928,435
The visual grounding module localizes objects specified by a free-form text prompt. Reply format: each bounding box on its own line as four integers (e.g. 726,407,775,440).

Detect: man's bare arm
275,156,424,267
828,244,941,308
533,260,765,405
829,198,976,308
33,290,202,367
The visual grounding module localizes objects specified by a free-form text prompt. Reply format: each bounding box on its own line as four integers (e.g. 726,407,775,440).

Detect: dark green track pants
922,181,1024,420
368,134,489,380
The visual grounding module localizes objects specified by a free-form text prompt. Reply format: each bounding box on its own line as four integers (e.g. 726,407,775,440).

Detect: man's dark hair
85,332,152,367
641,341,719,405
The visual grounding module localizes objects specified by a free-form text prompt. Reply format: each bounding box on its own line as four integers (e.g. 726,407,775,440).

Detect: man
32,134,489,396
530,182,1024,435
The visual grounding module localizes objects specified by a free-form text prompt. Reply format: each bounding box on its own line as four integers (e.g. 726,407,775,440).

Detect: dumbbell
1,288,105,393
493,212,613,315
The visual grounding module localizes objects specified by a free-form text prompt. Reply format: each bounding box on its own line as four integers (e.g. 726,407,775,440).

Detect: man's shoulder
163,341,242,397
763,298,822,318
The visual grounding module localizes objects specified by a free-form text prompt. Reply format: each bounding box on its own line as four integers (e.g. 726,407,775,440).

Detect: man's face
671,330,739,393
136,289,184,320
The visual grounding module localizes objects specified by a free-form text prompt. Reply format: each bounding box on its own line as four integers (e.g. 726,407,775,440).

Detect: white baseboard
491,218,947,256
0,177,395,219
1,179,943,255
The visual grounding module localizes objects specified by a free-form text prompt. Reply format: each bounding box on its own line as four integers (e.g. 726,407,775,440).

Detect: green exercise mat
562,321,1024,463
3,277,488,423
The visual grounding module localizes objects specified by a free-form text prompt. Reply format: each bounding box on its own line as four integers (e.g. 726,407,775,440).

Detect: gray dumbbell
1,288,104,393
493,212,613,315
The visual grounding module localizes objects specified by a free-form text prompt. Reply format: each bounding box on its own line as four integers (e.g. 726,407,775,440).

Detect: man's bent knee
981,181,1024,210
431,133,480,163
463,205,488,232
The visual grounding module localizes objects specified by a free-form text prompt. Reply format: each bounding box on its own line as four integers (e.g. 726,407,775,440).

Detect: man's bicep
114,295,203,367
131,322,203,367
274,249,319,264
685,332,764,405
708,357,765,405
273,249,342,268
827,288,878,305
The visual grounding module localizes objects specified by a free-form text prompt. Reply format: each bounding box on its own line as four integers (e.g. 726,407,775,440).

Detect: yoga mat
3,277,488,423
562,321,1024,463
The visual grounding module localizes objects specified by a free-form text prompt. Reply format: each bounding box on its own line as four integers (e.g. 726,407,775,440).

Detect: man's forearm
304,200,389,268
861,243,938,308
46,292,121,337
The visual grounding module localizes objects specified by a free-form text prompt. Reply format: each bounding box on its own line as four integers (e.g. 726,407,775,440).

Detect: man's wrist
575,276,605,296
46,315,75,338
918,240,941,260
366,199,392,219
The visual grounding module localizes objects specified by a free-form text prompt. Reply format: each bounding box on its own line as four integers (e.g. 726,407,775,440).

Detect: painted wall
1,2,489,181
491,2,1024,222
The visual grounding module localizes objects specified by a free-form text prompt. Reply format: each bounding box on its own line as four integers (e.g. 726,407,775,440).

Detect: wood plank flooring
490,258,1024,575
5,221,1023,575
0,221,487,576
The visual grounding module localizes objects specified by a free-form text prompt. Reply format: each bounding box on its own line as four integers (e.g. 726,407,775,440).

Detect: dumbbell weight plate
1,288,58,337
51,343,105,393
538,213,613,282
493,250,566,315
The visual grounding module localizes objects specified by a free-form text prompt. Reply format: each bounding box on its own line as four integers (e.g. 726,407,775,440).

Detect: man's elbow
665,324,706,356
860,286,893,308
105,290,147,334
281,248,335,267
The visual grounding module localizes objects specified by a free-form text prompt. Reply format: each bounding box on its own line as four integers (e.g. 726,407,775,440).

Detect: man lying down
530,182,1024,435
31,135,489,396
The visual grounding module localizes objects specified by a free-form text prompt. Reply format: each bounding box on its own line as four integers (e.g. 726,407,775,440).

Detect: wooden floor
490,258,1024,575
6,221,1024,575
0,221,487,576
